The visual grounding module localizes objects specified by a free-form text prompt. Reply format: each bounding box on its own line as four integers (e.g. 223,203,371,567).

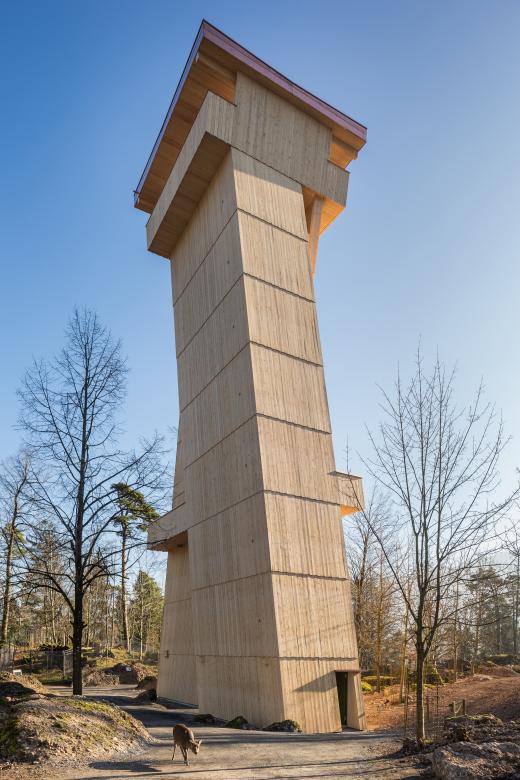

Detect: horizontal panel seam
175,267,315,361
191,570,349,593
179,342,323,414
148,489,341,548
183,412,331,471
176,274,244,360
194,654,359,661
173,207,239,305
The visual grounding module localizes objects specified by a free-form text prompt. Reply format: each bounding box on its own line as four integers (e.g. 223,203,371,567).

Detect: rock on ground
433,741,520,779
105,662,156,684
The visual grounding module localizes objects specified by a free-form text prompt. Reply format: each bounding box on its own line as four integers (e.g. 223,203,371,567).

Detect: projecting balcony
331,471,364,516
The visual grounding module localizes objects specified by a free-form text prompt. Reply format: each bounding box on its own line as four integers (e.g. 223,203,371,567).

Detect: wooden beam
306,196,324,276
330,135,359,168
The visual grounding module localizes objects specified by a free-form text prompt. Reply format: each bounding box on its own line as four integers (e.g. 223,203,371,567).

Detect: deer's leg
172,741,176,760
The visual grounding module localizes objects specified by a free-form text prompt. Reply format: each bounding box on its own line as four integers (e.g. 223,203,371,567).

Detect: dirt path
5,686,427,780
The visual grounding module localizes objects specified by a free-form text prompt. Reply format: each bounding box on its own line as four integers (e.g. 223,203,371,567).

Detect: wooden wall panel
185,416,263,523
233,74,332,201
257,417,337,503
172,412,186,511
196,655,285,727
272,574,357,659
264,494,346,578
161,597,194,657
157,653,197,705
192,573,278,658
245,276,322,365
177,278,250,409
173,213,243,356
238,211,313,299
182,347,255,469
158,546,197,704
251,344,331,433
164,546,191,603
231,148,307,239
189,493,270,590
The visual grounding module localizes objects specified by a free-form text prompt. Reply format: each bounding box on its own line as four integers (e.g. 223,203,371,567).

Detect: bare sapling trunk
453,581,459,682
415,643,426,743
0,456,29,645
121,524,130,653
72,584,84,694
1,522,15,645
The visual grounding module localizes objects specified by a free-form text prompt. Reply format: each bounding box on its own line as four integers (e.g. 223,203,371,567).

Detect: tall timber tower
134,21,367,732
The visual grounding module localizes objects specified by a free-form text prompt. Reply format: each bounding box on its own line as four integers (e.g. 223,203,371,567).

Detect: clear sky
1,1,519,496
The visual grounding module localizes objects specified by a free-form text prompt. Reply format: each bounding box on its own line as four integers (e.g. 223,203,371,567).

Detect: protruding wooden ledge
148,510,188,550
332,471,364,515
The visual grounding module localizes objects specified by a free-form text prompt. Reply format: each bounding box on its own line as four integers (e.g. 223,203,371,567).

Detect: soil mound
82,669,119,687
0,692,150,766
431,715,520,779
0,673,45,699
433,740,520,779
479,665,520,678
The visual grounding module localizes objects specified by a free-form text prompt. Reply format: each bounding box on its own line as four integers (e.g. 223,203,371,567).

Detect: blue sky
1,1,519,496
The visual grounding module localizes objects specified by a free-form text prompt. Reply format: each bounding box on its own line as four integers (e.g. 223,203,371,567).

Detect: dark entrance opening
335,671,348,727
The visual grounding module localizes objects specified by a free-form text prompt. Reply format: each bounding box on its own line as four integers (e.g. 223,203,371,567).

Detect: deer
172,723,202,765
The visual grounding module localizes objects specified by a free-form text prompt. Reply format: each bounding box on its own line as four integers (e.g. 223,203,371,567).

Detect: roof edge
134,20,367,206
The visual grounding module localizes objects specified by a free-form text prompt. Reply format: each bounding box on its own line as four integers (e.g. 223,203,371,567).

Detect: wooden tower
134,21,367,733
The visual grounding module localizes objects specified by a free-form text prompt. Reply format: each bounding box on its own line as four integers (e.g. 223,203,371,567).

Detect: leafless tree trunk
120,524,130,653
0,454,30,645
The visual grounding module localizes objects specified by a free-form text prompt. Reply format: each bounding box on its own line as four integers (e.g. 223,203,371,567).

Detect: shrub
226,715,249,729
363,675,397,685
194,713,220,724
361,680,373,694
263,719,302,732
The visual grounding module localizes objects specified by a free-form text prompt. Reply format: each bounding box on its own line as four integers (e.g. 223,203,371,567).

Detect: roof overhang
134,20,367,215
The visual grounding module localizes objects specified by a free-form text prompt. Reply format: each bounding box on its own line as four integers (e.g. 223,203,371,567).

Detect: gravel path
4,686,427,779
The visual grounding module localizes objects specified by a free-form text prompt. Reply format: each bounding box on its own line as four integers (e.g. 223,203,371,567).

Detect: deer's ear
198,739,202,746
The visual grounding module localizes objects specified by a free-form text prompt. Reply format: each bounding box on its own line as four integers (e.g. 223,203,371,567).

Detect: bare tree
346,487,401,679
503,523,520,656
360,352,518,742
0,452,30,644
18,309,166,694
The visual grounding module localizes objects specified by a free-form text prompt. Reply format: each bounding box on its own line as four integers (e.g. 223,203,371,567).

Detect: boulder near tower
134,21,367,733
